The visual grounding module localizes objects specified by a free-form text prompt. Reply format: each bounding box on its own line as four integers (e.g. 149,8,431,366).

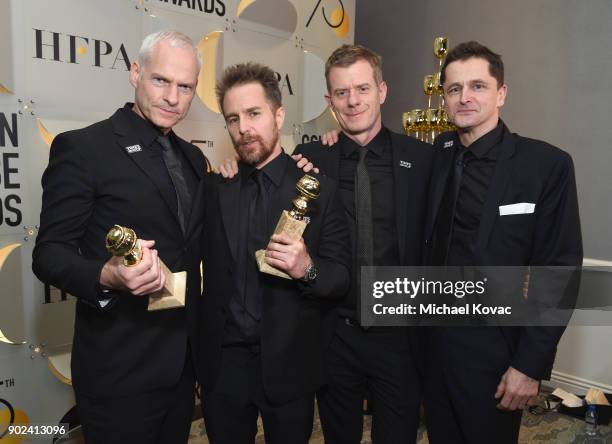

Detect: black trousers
75,349,195,444
317,320,422,444
424,327,522,444
202,344,314,444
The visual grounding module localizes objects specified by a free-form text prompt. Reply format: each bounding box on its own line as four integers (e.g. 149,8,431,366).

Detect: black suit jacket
294,131,435,376
294,130,435,268
425,124,583,380
33,107,208,398
199,153,350,404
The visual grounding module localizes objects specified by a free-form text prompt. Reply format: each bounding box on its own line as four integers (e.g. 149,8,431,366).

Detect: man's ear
325,93,332,108
497,83,508,108
129,62,140,88
275,105,286,129
378,81,388,105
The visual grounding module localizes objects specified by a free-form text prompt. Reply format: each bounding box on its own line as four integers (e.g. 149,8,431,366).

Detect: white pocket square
499,202,535,216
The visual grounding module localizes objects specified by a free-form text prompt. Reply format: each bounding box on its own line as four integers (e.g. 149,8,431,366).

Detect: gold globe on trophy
105,225,141,266
105,224,186,311
256,175,320,279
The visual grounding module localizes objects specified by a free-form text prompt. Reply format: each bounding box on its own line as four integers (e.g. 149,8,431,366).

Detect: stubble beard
235,127,279,166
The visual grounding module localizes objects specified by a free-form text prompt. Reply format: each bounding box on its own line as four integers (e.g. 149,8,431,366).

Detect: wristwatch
302,261,318,282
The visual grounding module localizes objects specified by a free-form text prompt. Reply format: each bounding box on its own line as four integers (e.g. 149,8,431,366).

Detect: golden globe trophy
255,175,320,279
105,225,186,311
403,36,454,143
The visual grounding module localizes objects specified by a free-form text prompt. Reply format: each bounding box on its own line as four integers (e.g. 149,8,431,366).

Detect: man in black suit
423,41,582,444
294,45,434,444
32,30,208,444
199,62,350,444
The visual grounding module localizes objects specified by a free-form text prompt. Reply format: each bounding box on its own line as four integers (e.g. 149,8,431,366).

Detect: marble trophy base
148,260,186,311
256,210,307,280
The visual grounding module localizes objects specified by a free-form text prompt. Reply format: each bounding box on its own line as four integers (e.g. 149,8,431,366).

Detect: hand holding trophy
256,175,320,279
105,225,186,311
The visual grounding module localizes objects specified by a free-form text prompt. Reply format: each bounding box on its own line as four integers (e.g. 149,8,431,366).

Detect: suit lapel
326,140,342,181
475,126,517,252
174,135,206,181
218,175,241,263
268,156,296,237
115,136,184,232
173,135,207,237
390,133,410,263
111,111,182,230
426,147,454,242
185,180,204,238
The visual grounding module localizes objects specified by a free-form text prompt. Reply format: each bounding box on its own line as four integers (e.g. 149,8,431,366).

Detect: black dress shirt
224,152,289,344
337,128,399,317
436,120,504,266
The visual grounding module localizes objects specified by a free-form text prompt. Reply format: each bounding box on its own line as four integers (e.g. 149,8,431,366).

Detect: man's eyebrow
150,72,168,80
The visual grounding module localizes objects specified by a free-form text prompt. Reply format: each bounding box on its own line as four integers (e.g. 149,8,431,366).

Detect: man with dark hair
216,62,283,113
294,44,434,444
33,30,208,444
439,40,504,87
423,40,582,443
199,62,350,443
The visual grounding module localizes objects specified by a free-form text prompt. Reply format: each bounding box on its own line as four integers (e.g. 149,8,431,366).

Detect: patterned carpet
188,405,612,444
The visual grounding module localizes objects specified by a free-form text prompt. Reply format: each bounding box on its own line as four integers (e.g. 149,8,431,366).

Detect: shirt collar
121,102,170,148
460,119,504,160
240,150,289,188
341,126,389,158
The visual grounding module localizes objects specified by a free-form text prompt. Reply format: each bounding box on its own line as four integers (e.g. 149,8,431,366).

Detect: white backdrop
0,0,355,433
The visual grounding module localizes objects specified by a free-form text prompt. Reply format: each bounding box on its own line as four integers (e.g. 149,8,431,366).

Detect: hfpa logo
33,29,132,70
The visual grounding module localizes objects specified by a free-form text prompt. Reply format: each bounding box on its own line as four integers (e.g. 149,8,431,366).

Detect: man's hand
264,233,311,280
494,366,540,411
321,129,340,146
100,240,166,296
216,153,240,179
291,154,319,174
217,153,320,177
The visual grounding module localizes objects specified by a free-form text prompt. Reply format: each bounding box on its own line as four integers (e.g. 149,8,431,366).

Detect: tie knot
157,135,172,152
358,148,368,161
251,169,266,187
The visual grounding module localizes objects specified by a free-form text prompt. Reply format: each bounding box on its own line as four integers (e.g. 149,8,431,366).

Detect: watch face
307,265,317,281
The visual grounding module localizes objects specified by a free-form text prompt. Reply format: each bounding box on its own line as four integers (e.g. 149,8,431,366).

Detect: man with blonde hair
294,44,434,444
33,30,208,443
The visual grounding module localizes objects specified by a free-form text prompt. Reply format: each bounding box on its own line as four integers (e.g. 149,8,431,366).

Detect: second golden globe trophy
105,225,186,311
255,175,320,279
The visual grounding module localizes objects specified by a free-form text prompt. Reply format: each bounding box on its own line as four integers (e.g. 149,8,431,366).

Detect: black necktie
355,148,374,324
431,147,466,265
444,148,466,264
157,135,192,233
355,148,374,266
245,170,268,321
453,149,466,204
